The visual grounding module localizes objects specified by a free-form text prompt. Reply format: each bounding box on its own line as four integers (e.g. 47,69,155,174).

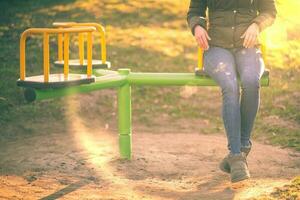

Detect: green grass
0,0,299,153
255,176,300,200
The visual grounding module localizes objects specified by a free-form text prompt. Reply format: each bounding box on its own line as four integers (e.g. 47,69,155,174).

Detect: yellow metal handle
78,33,85,65
43,33,50,82
64,33,70,78
53,22,107,64
22,27,95,35
58,33,63,61
87,32,93,77
197,48,204,71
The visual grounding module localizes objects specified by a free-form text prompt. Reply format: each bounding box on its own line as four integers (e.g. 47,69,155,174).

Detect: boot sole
231,173,250,183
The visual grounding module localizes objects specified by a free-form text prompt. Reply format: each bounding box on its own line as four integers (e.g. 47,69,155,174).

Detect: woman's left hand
241,23,260,48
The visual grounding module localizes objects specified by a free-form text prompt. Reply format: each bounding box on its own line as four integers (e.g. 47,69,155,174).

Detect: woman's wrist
194,25,205,31
252,22,260,32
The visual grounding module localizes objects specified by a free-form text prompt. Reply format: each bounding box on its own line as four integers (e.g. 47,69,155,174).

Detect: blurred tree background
0,0,299,151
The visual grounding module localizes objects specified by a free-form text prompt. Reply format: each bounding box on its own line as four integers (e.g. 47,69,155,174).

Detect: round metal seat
17,73,95,89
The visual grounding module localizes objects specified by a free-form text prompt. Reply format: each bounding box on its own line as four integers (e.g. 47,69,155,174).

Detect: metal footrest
17,73,95,89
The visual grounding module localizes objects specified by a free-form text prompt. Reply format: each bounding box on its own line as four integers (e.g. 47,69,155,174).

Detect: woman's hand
241,23,260,48
194,25,211,50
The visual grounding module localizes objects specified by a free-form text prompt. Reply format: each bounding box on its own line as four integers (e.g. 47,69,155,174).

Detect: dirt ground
0,105,299,200
0,95,299,200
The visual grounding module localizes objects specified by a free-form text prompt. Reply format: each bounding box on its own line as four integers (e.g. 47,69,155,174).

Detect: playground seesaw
17,23,270,160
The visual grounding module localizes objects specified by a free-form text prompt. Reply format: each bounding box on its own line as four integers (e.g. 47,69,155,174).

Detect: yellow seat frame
18,27,97,88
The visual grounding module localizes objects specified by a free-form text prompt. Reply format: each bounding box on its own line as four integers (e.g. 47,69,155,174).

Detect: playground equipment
17,23,270,160
17,27,97,92
53,22,110,69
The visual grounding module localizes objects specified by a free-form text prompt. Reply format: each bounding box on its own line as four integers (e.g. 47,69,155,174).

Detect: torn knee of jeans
240,49,246,55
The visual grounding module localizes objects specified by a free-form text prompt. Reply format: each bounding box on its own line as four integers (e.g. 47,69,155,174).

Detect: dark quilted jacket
187,0,277,48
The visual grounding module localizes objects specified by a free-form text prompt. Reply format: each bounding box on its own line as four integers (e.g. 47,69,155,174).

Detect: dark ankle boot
227,153,250,183
219,145,251,173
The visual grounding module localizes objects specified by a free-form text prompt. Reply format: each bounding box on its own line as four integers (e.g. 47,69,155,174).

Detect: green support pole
117,69,132,159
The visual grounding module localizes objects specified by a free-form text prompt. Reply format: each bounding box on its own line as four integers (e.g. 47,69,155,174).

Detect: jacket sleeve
187,0,208,35
252,0,277,31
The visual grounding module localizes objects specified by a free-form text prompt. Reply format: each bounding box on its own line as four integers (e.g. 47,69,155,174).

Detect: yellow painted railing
53,22,107,64
197,48,204,71
20,27,96,82
78,33,85,65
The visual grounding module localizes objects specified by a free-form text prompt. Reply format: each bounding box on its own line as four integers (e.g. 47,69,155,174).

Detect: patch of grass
254,123,300,151
254,176,300,200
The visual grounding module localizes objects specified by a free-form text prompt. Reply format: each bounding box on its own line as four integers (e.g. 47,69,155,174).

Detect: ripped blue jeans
203,46,265,154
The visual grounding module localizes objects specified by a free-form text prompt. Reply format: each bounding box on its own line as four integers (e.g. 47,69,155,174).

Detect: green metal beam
127,72,269,86
24,69,269,102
